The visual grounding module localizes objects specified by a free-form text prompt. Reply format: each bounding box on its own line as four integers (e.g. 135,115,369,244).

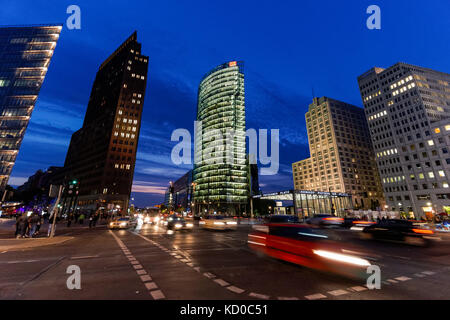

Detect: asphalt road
0,222,449,300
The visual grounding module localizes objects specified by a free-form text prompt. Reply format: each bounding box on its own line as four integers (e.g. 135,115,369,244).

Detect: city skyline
1,1,450,207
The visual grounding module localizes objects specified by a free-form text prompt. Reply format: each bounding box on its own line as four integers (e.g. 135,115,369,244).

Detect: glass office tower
0,24,62,192
193,61,249,216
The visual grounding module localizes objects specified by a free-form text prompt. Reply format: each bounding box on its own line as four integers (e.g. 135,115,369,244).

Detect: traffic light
70,179,78,185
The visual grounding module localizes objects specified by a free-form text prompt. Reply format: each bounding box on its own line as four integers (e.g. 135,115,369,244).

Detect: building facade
165,170,194,211
292,97,385,210
358,62,450,218
0,24,62,192
60,32,148,213
193,61,249,215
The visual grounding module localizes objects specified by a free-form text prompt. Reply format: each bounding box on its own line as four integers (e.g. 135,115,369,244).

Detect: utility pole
49,185,64,238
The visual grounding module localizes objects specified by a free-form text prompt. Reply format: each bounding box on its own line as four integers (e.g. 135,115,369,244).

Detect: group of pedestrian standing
15,212,42,239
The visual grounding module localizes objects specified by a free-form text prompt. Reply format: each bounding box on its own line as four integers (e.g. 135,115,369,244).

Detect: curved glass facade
0,25,62,191
193,61,248,215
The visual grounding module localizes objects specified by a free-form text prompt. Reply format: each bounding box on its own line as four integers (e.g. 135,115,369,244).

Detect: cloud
8,177,28,187
132,181,167,194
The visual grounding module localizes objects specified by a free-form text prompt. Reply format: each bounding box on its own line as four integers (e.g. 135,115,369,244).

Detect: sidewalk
0,236,73,252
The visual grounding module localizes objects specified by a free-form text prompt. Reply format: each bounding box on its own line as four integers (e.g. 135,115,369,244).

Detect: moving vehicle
109,217,137,230
199,215,238,230
264,215,299,224
306,214,344,227
248,223,371,279
166,215,194,231
360,219,437,246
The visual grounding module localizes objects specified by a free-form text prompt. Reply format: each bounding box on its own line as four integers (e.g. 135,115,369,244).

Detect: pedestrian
67,213,73,227
93,212,99,227
47,213,56,237
79,213,85,225
89,213,94,228
16,213,28,238
28,212,40,238
35,214,42,236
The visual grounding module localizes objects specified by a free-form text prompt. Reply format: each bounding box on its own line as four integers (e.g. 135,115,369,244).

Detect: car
306,214,344,227
360,219,437,246
109,217,137,230
166,215,194,231
199,215,238,230
248,223,372,279
264,215,299,224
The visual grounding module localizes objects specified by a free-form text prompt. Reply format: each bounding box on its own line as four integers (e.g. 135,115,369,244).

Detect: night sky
2,0,449,207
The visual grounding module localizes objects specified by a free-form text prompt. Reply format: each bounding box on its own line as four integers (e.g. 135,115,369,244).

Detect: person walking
47,213,56,237
93,212,100,227
89,212,94,228
35,214,42,236
15,213,28,238
28,212,40,238
67,213,73,228
79,212,85,225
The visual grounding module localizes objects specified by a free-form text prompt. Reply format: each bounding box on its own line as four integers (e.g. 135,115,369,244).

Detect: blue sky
2,0,449,206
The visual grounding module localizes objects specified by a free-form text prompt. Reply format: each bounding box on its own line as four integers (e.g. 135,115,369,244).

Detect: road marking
382,281,391,285
395,276,411,281
140,275,152,282
305,293,327,300
249,292,270,300
214,279,230,287
422,271,435,275
150,290,165,300
109,230,165,299
70,255,99,260
226,286,245,294
414,273,425,278
203,272,216,279
174,255,182,259
193,267,201,272
387,279,398,283
350,286,367,292
7,260,39,264
328,289,348,296
145,282,158,290
187,262,194,267
278,297,299,300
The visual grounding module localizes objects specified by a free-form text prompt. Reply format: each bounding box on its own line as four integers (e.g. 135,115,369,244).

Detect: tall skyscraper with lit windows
193,61,249,215
60,32,148,213
292,97,385,210
358,63,450,218
0,24,62,192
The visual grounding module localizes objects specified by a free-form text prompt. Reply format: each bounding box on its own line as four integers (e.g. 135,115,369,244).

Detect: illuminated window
439,170,445,177
443,182,449,188
435,128,441,134
428,172,435,178
445,125,450,131
428,140,434,146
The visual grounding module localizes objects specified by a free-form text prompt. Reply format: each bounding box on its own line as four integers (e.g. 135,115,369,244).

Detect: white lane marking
180,259,189,263
305,293,327,300
249,292,270,300
395,276,411,281
140,275,152,282
193,267,201,272
150,290,165,300
214,279,230,287
7,260,39,264
133,264,143,270
187,263,194,267
226,286,245,294
278,297,299,300
350,286,367,292
145,282,158,290
174,255,182,259
203,272,216,279
70,255,99,260
414,273,425,278
247,240,265,246
130,260,140,265
248,234,266,239
328,289,348,296
422,271,436,275
387,279,398,283
382,281,391,285
1,251,7,254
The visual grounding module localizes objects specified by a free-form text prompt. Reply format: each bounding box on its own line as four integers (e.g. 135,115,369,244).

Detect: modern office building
165,170,194,211
358,63,450,218
0,24,62,192
60,32,148,213
193,61,249,215
292,97,385,210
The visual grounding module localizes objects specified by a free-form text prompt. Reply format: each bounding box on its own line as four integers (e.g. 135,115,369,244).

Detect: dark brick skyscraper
62,32,148,213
